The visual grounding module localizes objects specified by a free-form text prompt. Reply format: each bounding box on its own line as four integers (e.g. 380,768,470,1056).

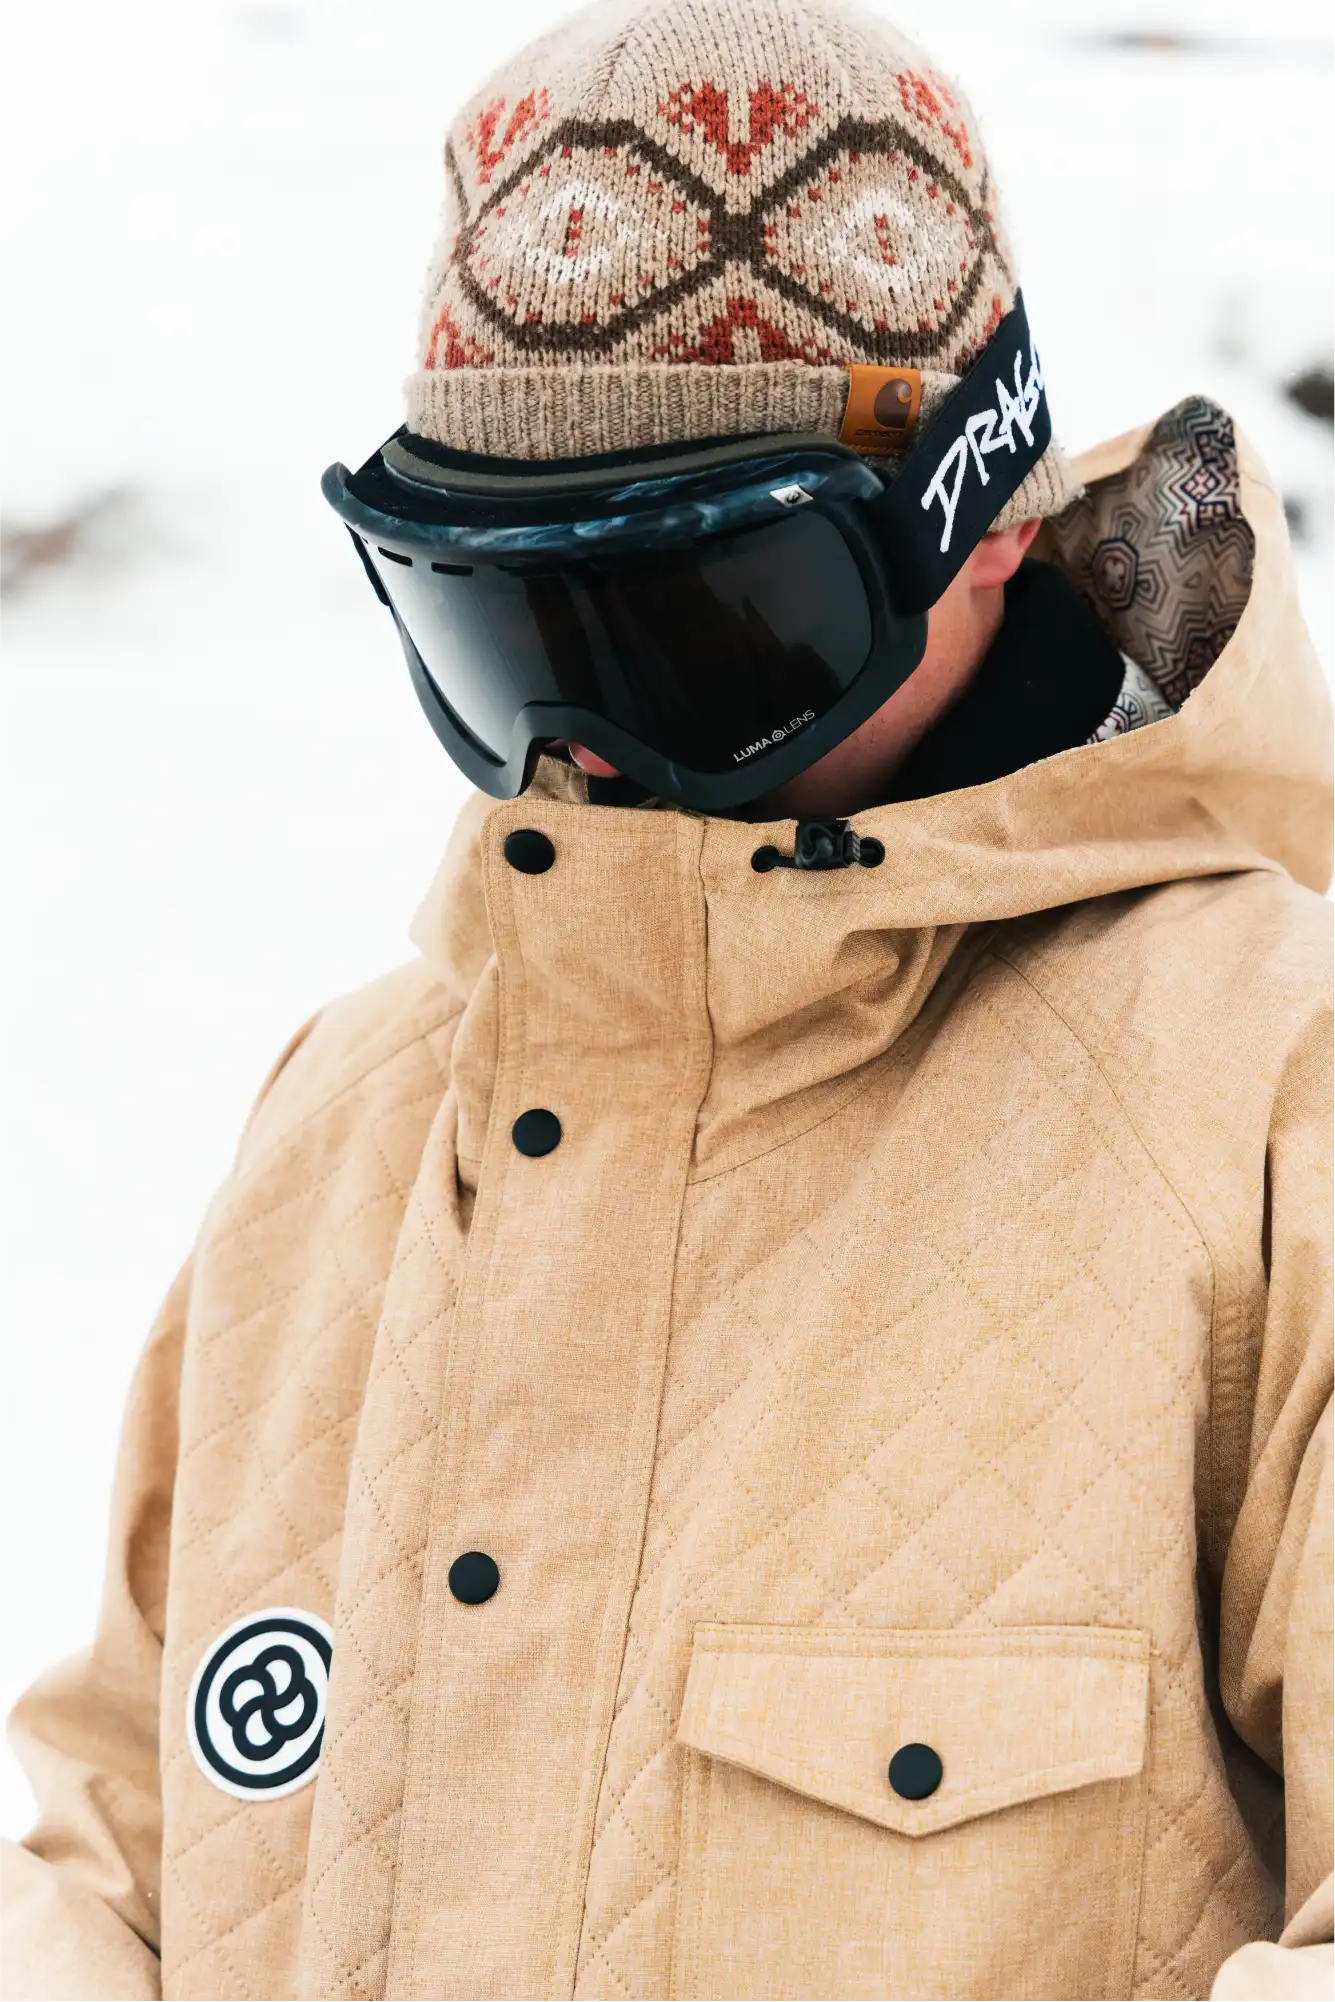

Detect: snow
2,0,1331,1839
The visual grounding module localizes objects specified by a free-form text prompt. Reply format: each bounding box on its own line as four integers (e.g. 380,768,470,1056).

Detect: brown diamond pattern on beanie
451,124,722,350
444,112,1003,366
749,120,999,357
444,108,1008,368
405,0,1078,523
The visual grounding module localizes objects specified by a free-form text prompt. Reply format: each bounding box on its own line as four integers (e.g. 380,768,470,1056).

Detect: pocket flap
677,1624,1150,1838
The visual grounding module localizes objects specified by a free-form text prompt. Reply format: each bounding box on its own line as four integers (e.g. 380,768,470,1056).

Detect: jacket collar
411,401,1331,1179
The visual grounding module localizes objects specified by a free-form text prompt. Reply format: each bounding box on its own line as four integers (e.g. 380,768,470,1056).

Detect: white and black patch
186,1608,333,1801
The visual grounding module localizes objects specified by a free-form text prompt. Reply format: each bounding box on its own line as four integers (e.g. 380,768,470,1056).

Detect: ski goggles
322,293,1050,811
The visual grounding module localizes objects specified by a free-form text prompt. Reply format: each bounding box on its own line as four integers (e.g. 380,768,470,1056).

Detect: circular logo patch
187,1608,333,1801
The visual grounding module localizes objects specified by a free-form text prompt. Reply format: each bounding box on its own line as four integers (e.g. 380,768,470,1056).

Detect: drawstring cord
752,819,885,873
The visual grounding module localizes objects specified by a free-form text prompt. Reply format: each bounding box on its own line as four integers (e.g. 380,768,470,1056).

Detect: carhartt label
839,365,922,454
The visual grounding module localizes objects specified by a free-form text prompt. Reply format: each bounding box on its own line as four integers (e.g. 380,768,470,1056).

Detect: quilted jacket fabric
3,402,1332,2002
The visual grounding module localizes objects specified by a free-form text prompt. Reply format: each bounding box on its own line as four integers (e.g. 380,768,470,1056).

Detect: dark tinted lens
370,512,872,772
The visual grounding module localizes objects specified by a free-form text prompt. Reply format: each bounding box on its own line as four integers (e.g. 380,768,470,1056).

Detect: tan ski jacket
3,399,1332,2002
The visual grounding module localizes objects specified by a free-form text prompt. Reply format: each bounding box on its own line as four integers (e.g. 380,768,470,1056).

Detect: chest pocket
671,1623,1150,2002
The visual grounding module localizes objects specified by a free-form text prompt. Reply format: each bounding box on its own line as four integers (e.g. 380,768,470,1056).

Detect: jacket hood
410,397,1332,1177
746,389,1331,917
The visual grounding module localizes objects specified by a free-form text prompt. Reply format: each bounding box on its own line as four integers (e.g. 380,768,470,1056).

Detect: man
3,2,1330,1998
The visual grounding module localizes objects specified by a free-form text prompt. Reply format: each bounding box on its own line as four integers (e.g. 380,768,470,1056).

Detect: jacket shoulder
235,958,459,1170
989,870,1330,1235
997,869,1331,1057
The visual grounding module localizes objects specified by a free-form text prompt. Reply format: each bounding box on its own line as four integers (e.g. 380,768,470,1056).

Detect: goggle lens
369,509,873,774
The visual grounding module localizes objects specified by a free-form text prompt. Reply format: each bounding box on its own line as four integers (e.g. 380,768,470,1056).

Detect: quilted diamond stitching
164,1033,452,1995
295,1064,470,1998
632,1017,1143,1623
580,1000,1230,1999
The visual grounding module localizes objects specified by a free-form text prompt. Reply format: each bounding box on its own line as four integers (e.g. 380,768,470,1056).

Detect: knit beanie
406,0,1076,528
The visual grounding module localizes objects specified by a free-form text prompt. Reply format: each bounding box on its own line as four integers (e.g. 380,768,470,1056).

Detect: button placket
384,800,711,2002
503,830,564,1162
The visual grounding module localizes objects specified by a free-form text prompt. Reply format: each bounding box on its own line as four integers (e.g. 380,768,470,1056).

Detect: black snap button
503,829,555,875
888,1742,943,1800
512,1108,562,1156
448,1551,500,1605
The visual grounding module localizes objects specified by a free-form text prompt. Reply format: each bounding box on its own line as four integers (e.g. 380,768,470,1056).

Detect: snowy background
2,0,1332,1837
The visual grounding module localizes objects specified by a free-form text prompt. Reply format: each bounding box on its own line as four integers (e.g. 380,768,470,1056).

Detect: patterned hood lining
1041,396,1255,713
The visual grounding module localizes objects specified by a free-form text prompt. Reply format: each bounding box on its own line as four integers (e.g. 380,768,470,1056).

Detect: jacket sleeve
1211,1009,1334,2002
1,1263,186,2002
1,1015,317,2002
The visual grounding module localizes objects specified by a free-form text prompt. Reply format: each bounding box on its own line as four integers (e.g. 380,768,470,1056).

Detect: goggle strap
872,291,1052,614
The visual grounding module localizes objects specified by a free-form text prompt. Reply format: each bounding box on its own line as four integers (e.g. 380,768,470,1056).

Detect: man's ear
969,517,1041,589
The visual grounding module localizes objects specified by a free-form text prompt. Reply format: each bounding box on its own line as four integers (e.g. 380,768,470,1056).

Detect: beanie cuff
408,360,878,459
405,362,1080,525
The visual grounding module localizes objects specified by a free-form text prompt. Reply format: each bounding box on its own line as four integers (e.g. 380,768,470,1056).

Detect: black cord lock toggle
752,819,886,873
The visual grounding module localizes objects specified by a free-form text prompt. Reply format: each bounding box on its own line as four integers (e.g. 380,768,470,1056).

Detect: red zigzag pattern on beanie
896,66,972,169
658,79,820,176
648,294,839,364
464,89,552,186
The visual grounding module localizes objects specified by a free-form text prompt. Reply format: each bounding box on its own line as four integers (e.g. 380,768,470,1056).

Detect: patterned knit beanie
407,0,1076,528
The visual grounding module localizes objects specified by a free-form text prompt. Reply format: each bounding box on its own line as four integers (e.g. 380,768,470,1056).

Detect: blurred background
2,0,1332,1836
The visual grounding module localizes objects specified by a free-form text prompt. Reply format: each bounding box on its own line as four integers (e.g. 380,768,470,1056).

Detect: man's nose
564,742,623,779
